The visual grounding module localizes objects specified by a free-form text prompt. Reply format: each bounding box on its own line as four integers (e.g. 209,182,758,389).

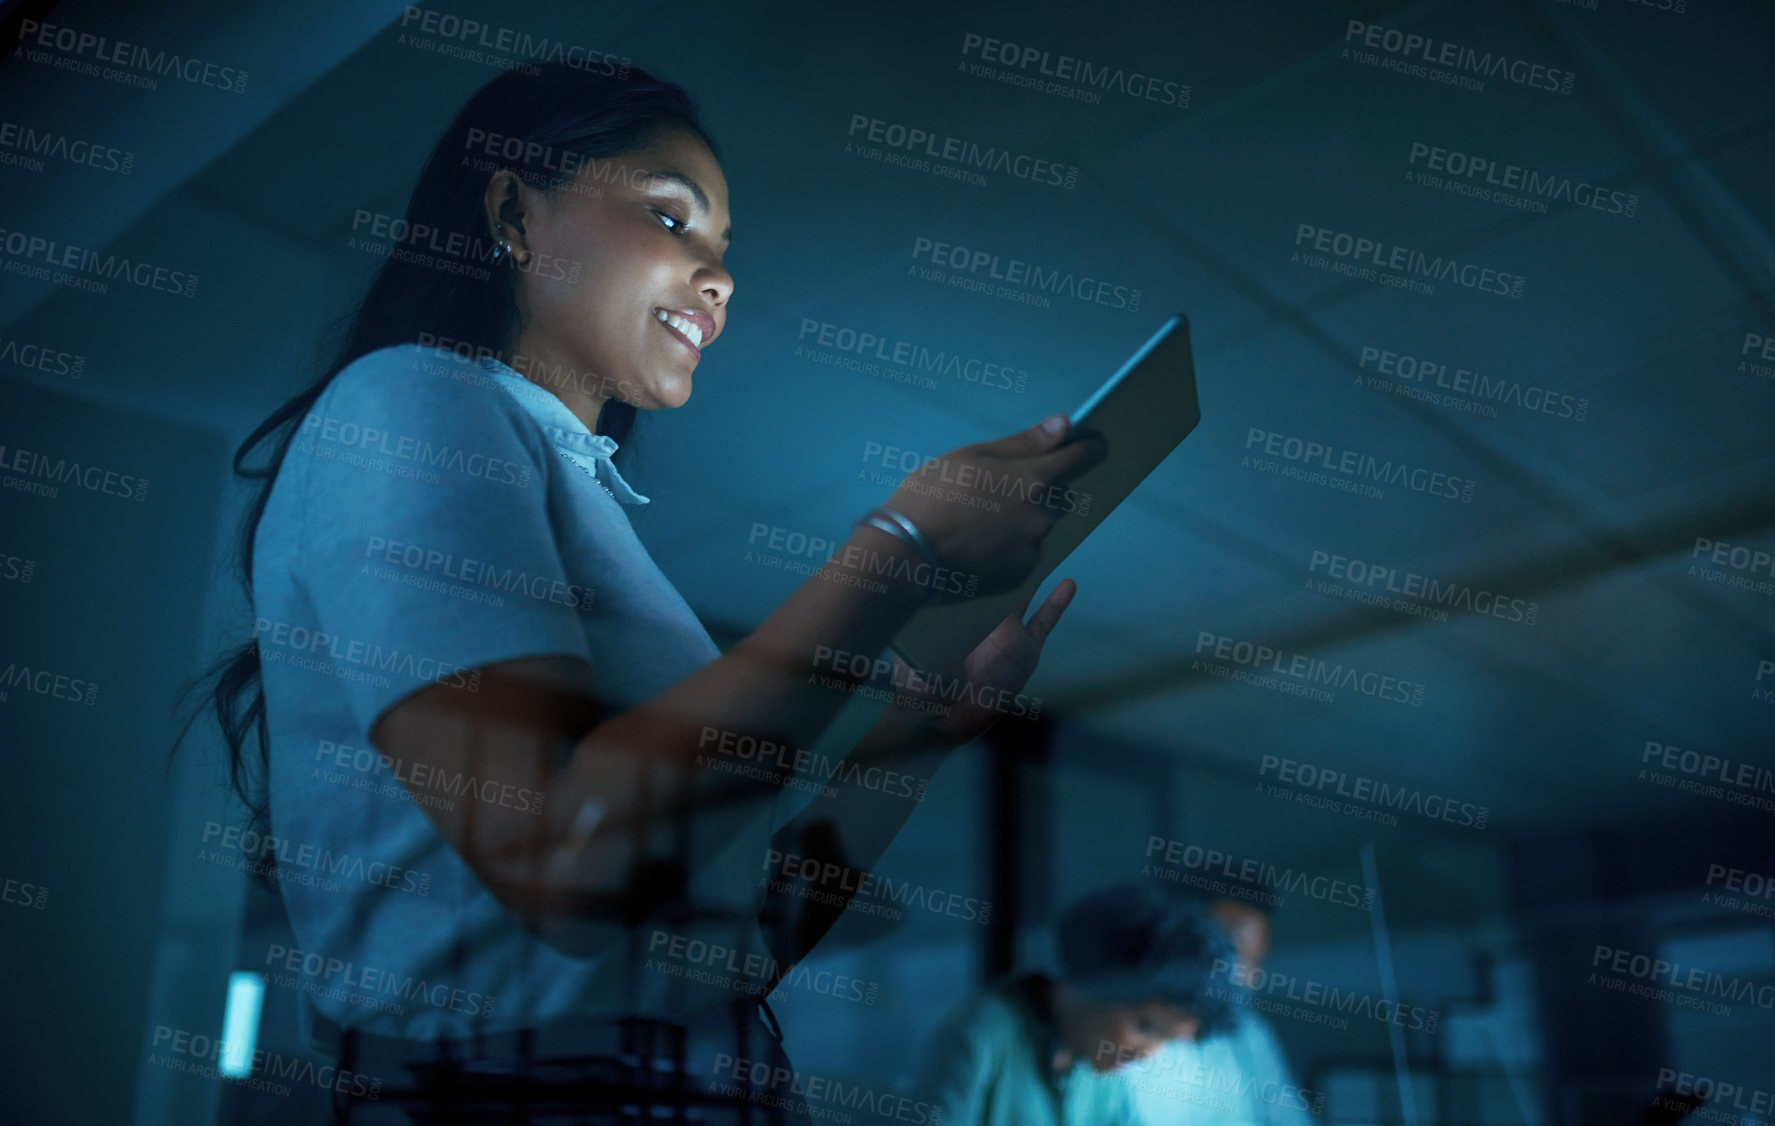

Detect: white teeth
656,308,703,348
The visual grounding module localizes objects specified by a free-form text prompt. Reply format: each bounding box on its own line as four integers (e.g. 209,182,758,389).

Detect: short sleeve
279,345,593,731
1241,1017,1312,1126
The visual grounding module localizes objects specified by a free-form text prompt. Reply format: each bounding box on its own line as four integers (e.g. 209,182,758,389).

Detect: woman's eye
653,209,687,234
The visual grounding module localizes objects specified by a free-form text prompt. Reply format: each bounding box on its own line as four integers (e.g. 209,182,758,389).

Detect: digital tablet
890,313,1201,674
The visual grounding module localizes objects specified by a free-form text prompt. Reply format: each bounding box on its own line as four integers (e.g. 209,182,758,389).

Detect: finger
890,647,937,688
1022,431,1109,485
980,413,1071,458
1024,578,1077,646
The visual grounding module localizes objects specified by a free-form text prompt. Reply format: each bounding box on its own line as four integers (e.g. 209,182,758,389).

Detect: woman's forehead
598,129,730,233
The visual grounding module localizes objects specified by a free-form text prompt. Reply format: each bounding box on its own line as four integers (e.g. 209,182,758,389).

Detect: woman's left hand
892,579,1078,747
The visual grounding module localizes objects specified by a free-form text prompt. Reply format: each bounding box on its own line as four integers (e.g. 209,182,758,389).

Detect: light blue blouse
1124,1013,1316,1126
922,977,1141,1126
251,344,778,1052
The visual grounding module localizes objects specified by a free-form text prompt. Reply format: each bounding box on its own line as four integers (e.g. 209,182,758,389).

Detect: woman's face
1070,999,1201,1073
496,126,732,418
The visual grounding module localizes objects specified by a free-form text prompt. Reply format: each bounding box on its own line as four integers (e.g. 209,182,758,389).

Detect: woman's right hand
883,414,1107,596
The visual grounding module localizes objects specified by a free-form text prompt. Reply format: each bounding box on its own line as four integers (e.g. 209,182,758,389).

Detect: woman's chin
644,376,693,409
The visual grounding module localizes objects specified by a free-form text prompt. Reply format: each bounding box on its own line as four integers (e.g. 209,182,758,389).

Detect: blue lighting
218,972,264,1078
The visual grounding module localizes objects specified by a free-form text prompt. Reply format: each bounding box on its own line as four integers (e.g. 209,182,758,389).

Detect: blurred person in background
1125,880,1321,1126
921,882,1238,1126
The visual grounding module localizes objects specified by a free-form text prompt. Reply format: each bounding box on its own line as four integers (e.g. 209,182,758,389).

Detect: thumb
1023,578,1077,646
986,413,1070,458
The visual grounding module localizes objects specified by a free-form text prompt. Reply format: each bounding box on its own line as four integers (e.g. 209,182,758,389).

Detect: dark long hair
176,63,719,883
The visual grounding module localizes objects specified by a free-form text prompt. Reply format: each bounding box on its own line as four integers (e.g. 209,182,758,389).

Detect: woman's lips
655,314,701,358
653,306,714,354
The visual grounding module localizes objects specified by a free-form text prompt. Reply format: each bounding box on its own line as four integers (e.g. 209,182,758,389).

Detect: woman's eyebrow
636,169,707,211
636,169,731,243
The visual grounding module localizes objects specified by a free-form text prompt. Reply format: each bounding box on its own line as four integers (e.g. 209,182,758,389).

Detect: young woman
202,61,1104,1118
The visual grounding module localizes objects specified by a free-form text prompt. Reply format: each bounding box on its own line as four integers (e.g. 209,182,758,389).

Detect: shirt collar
478,357,650,505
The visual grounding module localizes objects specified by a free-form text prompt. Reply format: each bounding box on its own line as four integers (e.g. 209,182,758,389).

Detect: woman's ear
481,168,533,265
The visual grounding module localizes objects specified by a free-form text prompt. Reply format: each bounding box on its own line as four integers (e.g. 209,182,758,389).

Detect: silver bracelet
857,506,942,569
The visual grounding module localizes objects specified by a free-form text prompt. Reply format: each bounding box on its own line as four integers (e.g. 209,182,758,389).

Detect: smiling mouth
652,307,704,356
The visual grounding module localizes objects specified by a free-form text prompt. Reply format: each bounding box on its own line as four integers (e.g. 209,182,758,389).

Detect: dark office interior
2,1,1772,1123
